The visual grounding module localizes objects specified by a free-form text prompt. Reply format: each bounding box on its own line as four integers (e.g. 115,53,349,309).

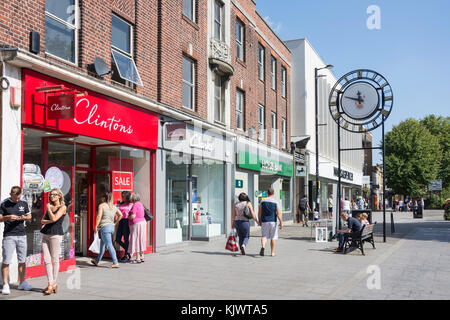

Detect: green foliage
419,115,450,188
385,118,441,197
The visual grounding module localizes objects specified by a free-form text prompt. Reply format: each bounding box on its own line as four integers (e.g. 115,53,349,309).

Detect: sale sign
112,171,134,204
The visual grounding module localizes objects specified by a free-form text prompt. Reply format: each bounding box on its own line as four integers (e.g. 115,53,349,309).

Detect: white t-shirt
343,200,351,211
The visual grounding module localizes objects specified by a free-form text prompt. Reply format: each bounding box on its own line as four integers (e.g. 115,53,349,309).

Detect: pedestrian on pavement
258,188,283,257
232,193,259,255
0,186,33,295
128,193,147,264
40,188,67,295
327,194,333,219
332,212,362,253
91,192,122,268
298,195,310,227
115,191,133,262
343,197,351,215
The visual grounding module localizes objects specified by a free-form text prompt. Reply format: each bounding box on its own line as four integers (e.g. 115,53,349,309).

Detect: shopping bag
225,231,238,252
89,232,101,254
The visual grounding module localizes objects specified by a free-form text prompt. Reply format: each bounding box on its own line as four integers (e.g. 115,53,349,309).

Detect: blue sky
257,0,450,164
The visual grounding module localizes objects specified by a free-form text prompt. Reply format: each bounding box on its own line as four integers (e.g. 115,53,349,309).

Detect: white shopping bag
89,232,101,254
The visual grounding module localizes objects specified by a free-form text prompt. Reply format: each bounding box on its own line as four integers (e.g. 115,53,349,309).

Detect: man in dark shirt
0,186,32,295
332,212,362,253
298,195,310,227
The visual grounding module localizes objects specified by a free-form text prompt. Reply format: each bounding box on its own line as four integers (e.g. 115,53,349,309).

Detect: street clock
329,69,393,132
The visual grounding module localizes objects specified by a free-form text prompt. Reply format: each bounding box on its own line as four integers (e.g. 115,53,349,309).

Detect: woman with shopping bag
91,193,122,268
231,193,259,255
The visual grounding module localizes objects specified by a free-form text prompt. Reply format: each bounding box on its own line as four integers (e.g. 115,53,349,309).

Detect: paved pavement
2,209,449,300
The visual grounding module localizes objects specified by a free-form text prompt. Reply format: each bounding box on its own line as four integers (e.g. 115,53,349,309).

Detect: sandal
108,264,119,269
130,260,138,264
90,259,99,266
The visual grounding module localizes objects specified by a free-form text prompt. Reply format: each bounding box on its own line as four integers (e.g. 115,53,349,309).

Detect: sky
256,0,450,164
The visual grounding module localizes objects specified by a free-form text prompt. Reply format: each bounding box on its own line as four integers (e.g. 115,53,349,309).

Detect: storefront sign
190,134,213,152
294,152,306,163
23,70,158,150
112,171,134,191
333,167,354,181
47,94,75,120
237,151,293,177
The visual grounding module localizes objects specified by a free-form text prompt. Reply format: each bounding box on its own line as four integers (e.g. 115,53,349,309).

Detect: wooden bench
343,222,376,255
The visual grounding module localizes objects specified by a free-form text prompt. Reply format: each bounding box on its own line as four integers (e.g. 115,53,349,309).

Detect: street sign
429,180,442,191
296,165,306,177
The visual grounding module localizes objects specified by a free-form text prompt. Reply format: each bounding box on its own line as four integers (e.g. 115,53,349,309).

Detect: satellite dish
87,57,112,78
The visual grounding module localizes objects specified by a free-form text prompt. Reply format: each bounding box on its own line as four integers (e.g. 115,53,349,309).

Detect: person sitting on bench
332,212,362,253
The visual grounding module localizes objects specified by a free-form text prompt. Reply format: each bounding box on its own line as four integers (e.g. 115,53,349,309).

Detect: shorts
328,207,333,213
261,222,278,240
2,235,27,265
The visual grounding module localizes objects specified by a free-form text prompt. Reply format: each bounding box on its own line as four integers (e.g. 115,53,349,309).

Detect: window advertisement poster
112,171,134,204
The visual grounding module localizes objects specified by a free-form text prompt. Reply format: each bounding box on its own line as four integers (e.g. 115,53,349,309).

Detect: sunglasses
50,193,60,197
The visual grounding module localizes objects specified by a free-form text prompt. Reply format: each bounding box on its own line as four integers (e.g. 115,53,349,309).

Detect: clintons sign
22,70,158,150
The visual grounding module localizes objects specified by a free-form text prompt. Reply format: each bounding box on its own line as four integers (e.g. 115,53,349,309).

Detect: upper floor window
270,56,276,90
236,89,244,130
271,112,277,146
111,14,142,86
183,0,195,22
258,104,265,141
214,0,225,41
258,44,265,81
281,118,287,149
281,66,287,98
182,55,195,110
236,19,244,61
45,0,78,64
214,73,225,124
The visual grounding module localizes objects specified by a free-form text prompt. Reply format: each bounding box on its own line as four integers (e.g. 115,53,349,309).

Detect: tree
384,118,441,197
419,115,450,188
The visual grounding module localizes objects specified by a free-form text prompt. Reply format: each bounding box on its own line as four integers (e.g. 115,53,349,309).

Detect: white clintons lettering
50,104,72,111
74,98,133,134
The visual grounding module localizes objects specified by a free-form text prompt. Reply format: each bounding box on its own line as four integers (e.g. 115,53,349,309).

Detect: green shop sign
237,151,293,177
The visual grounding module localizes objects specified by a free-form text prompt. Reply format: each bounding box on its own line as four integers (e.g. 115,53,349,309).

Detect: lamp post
314,64,333,213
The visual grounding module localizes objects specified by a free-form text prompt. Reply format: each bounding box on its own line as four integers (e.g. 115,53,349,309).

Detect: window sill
214,120,227,127
182,14,199,30
45,52,78,68
236,58,246,68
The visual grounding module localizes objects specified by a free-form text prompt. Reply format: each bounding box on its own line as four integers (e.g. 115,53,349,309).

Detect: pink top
129,201,145,225
118,203,133,220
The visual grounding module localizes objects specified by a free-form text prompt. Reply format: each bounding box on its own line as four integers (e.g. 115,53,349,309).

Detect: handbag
225,230,238,252
144,206,153,222
243,204,253,220
88,232,101,254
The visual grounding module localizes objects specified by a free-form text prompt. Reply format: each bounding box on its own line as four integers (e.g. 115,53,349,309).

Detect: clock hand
344,96,362,102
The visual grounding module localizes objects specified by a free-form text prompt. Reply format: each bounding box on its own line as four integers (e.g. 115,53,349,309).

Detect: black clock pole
382,115,386,242
337,119,342,234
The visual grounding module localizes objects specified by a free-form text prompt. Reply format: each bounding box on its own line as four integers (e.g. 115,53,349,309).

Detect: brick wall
230,0,291,152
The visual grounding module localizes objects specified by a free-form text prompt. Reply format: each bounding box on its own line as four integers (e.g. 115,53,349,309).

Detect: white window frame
236,89,244,130
258,44,265,81
183,0,195,22
281,66,287,98
214,0,224,41
236,19,244,61
270,56,276,90
281,117,287,149
182,55,195,110
271,112,277,146
111,14,143,86
258,104,265,141
44,0,79,65
214,73,225,124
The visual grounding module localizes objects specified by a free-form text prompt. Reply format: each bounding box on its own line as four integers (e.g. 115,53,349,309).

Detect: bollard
390,211,395,234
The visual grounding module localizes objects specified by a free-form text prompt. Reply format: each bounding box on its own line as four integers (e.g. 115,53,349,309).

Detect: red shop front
21,69,158,279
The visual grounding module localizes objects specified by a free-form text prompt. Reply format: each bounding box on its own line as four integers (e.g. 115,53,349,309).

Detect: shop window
281,179,291,211
111,14,142,87
45,0,78,64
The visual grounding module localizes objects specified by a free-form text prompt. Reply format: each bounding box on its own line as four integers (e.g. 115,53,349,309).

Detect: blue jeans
235,220,250,248
97,224,118,265
115,219,130,257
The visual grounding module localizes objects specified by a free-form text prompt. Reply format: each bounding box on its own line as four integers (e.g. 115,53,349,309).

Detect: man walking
258,188,283,257
298,195,310,227
0,186,33,295
327,194,333,219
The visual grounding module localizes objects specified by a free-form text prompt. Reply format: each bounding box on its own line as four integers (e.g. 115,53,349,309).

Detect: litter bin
351,209,373,224
413,206,423,219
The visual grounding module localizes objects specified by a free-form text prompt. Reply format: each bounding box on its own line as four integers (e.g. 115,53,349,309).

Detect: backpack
299,198,308,211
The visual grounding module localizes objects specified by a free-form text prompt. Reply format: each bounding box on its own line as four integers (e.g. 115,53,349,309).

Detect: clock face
341,82,379,120
329,69,393,133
